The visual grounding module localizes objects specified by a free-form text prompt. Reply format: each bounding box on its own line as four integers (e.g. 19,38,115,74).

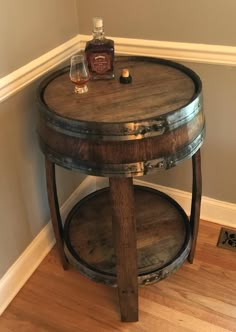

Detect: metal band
39,93,202,141
38,125,205,177
63,186,192,287
64,239,191,287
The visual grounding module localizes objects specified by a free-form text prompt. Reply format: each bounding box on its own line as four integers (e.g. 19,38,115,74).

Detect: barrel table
37,56,205,322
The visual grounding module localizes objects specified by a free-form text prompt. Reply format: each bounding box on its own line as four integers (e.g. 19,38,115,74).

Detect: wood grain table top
43,56,196,123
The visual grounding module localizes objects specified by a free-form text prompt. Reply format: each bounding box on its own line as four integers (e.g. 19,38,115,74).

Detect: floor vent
217,228,236,252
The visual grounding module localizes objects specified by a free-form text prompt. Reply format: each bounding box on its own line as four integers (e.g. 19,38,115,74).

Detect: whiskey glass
69,54,90,94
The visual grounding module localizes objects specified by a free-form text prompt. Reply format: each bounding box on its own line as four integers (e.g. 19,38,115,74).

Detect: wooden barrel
64,186,191,286
37,56,205,177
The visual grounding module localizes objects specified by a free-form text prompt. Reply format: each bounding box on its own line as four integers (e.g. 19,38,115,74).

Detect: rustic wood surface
38,56,204,177
66,187,187,276
45,158,68,270
1,220,235,332
34,56,205,326
189,150,202,263
109,177,138,322
38,110,204,164
43,57,195,123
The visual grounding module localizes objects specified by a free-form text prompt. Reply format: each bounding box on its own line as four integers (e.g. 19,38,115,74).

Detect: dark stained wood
43,58,195,123
37,56,205,322
45,158,68,270
188,150,202,263
38,56,204,179
109,177,138,322
65,186,190,286
38,110,204,164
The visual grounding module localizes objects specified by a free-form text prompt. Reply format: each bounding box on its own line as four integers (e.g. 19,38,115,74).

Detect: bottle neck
93,29,105,40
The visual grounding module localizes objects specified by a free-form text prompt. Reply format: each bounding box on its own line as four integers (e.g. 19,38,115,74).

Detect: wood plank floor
0,220,235,332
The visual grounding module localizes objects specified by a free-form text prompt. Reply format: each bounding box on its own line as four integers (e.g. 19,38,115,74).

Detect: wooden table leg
188,149,202,263
109,177,138,322
45,158,68,270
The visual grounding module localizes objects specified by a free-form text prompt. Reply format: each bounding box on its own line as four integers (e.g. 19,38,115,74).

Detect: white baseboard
1,33,236,103
1,175,235,315
0,35,80,103
95,177,236,229
0,176,95,315
0,221,55,316
79,34,236,66
1,33,236,316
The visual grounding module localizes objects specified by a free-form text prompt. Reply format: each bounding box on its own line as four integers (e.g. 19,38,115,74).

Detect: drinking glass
70,54,90,94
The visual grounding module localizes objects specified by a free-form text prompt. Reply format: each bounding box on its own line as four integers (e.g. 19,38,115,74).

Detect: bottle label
90,53,111,74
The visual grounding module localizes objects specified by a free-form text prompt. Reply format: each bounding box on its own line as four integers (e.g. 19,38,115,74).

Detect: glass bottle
85,17,114,80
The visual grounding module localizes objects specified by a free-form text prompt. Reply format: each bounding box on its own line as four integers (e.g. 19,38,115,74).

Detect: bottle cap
93,17,103,29
121,69,130,78
119,69,132,84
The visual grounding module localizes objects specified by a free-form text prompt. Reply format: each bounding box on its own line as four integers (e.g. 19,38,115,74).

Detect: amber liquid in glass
71,77,90,86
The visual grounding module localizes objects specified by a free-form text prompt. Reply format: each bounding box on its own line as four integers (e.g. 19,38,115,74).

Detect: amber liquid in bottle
85,17,114,80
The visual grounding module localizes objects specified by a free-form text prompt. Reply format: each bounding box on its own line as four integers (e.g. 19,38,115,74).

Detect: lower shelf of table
64,185,191,287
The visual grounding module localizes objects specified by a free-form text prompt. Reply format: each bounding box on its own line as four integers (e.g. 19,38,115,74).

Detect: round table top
41,56,199,124
38,56,204,176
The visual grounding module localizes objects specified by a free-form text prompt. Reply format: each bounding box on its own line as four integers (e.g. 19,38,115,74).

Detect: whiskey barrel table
37,56,205,322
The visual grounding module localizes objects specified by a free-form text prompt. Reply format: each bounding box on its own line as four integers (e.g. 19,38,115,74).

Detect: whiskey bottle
85,17,115,80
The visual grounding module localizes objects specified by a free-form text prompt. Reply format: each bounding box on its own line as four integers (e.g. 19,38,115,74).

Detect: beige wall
0,0,79,78
144,61,236,204
78,0,236,46
0,1,83,279
0,85,84,278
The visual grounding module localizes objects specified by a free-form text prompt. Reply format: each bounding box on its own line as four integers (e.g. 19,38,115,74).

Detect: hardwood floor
0,220,235,332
